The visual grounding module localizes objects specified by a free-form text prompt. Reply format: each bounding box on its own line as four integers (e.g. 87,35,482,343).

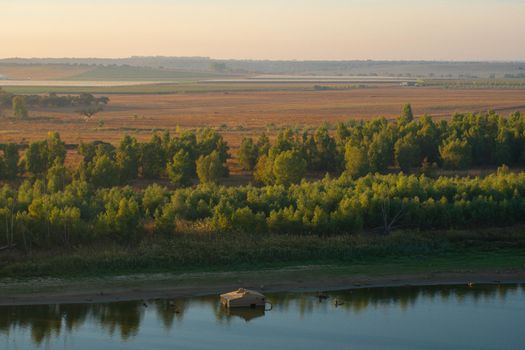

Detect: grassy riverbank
1,249,525,306
2,226,525,279
1,227,525,305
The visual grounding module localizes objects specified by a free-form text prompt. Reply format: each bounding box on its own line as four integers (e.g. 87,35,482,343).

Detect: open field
1,85,525,146
1,82,525,180
1,81,366,95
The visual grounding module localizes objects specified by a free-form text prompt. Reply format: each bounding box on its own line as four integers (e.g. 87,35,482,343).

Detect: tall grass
3,227,525,278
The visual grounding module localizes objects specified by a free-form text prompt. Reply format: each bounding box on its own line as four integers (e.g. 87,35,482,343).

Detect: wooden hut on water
220,288,266,308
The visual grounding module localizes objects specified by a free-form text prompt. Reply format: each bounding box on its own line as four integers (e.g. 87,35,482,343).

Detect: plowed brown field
1,86,524,149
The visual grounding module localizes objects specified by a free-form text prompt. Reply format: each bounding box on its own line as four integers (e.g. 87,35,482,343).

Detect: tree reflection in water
0,284,522,346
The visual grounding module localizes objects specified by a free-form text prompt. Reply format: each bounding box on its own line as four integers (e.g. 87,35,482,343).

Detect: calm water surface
1,284,524,350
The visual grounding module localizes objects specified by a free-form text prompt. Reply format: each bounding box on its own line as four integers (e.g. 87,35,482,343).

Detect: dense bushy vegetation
2,106,525,251
77,128,230,185
2,168,525,250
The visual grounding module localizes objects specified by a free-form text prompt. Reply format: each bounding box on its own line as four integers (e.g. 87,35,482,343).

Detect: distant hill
1,57,525,79
0,61,236,81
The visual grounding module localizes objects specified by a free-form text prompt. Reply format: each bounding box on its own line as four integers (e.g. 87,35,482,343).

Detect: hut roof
220,288,264,301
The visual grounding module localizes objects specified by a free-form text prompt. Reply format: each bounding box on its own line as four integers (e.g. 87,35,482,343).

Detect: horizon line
2,56,525,63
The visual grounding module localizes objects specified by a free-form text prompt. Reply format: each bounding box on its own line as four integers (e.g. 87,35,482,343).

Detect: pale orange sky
1,0,524,60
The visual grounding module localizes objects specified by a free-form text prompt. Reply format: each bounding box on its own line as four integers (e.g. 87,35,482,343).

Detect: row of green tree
0,129,230,188
1,167,524,250
3,107,525,189
77,128,230,187
238,106,525,184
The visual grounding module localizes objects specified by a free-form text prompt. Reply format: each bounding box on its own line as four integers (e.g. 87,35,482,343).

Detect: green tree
399,103,414,124
12,96,28,119
231,207,266,233
310,126,339,171
89,153,119,187
335,122,351,149
238,137,258,171
46,131,66,166
492,127,515,166
273,150,307,186
197,128,230,176
143,184,168,217
166,149,194,186
97,197,141,242
0,156,5,180
140,134,166,179
25,141,49,176
394,136,420,172
440,138,472,169
196,151,223,184
161,130,172,154
47,158,67,193
367,131,392,173
254,154,275,185
417,115,441,163
273,128,300,154
78,141,98,164
49,206,82,246
256,133,271,156
3,144,19,180
345,143,369,178
311,206,330,234
166,130,197,161
116,135,139,182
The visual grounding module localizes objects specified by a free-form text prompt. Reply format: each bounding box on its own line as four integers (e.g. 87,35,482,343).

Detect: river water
1,284,523,350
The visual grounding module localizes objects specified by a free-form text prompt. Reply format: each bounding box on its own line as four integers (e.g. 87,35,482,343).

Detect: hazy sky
1,0,524,60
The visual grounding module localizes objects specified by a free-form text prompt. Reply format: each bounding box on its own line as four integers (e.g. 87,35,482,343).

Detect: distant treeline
0,90,109,109
421,79,525,89
504,73,525,79
2,58,524,77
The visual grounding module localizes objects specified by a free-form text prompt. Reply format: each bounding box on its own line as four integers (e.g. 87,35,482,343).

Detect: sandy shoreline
1,266,524,306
